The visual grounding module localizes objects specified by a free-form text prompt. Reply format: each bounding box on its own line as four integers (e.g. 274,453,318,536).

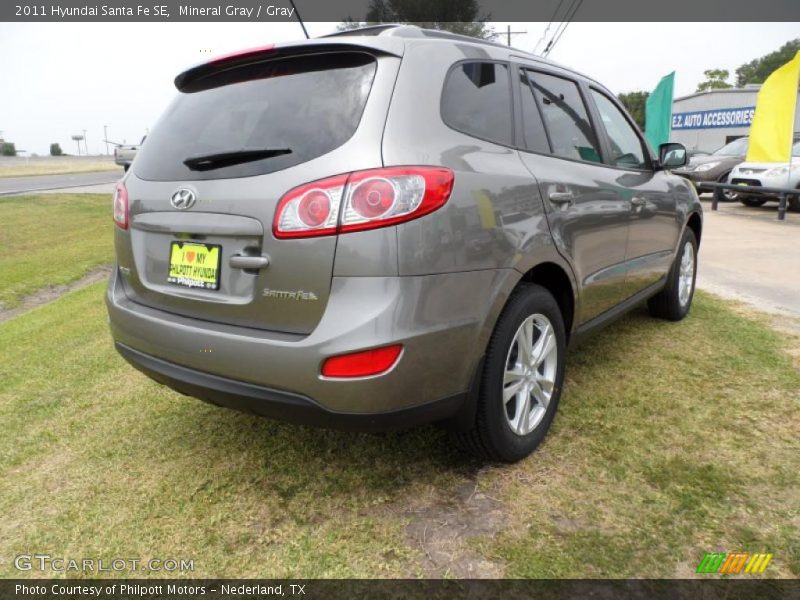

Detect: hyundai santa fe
107,25,702,462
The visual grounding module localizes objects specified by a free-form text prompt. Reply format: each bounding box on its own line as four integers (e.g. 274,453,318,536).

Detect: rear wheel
740,197,767,207
648,228,697,321
455,284,566,462
788,194,800,212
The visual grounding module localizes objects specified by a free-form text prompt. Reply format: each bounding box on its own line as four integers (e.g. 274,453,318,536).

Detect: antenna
288,0,309,39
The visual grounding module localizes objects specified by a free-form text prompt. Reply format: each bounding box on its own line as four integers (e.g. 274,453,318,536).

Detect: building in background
670,86,800,153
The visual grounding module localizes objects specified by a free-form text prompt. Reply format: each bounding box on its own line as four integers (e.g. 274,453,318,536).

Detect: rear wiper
183,147,292,171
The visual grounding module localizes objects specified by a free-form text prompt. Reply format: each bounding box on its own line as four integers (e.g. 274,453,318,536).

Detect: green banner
645,72,675,150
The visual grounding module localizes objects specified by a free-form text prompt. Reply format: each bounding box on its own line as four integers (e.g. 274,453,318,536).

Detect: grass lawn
0,159,122,178
0,281,797,578
0,194,112,309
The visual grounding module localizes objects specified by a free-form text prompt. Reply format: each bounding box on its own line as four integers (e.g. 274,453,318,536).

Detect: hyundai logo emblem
170,188,197,210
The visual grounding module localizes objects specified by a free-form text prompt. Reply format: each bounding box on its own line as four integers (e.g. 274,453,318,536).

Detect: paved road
696,199,800,316
0,170,121,196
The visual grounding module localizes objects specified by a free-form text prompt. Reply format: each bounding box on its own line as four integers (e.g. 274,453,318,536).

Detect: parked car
106,25,702,462
674,137,748,200
728,137,800,211
113,136,146,171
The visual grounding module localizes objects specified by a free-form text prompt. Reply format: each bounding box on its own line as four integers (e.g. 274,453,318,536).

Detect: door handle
229,254,270,270
549,191,575,204
630,196,647,207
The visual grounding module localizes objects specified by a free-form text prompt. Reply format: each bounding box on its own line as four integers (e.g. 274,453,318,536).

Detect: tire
740,197,767,207
124,164,130,172
648,228,697,321
454,284,567,462
718,172,738,201
788,195,800,212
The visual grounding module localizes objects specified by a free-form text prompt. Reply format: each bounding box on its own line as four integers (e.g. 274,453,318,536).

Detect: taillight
273,175,346,238
113,182,128,230
321,345,403,378
273,167,454,239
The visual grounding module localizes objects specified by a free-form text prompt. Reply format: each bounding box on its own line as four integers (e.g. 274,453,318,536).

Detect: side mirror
658,142,687,169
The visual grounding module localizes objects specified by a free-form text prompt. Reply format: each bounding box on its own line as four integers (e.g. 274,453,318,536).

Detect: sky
1,21,798,155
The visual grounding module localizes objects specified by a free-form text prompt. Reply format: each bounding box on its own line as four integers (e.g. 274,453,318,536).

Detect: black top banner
3,0,800,22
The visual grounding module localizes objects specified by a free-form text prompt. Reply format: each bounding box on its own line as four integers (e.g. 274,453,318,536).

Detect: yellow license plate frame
167,242,221,290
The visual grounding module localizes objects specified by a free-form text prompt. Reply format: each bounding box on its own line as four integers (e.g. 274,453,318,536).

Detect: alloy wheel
502,314,558,436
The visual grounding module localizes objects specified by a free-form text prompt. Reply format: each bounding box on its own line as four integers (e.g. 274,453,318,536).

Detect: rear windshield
135,52,377,181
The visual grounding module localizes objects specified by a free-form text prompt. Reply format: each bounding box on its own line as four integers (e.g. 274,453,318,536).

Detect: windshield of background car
713,137,748,156
134,52,377,181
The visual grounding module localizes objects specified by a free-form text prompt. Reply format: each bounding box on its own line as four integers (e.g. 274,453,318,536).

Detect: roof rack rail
321,23,534,56
321,24,410,38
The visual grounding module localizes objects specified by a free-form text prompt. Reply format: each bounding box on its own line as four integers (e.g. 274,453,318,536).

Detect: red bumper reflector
321,345,403,378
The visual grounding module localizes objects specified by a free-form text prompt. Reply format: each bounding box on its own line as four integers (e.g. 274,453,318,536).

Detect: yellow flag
746,50,800,163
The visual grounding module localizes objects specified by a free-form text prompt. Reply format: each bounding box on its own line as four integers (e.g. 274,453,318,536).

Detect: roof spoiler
174,38,404,92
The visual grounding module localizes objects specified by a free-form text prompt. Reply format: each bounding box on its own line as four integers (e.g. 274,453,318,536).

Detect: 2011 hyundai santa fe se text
106,25,702,462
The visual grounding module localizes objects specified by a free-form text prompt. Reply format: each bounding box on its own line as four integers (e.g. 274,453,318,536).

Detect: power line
533,0,567,54
542,0,578,56
543,0,584,57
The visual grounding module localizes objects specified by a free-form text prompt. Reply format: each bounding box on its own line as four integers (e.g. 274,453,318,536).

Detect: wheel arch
517,262,576,336
686,210,702,246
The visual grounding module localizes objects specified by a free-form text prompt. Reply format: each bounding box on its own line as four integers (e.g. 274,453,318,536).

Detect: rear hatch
116,42,401,334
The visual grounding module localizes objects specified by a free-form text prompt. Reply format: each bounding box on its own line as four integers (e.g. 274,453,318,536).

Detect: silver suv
107,25,701,462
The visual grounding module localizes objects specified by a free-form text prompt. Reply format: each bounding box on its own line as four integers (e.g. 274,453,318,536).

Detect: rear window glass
441,62,513,146
135,53,377,181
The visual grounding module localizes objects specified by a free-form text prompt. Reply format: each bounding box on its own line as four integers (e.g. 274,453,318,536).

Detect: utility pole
505,24,527,47
104,125,109,155
82,129,88,156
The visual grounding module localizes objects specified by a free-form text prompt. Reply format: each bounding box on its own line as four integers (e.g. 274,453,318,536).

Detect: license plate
167,242,221,290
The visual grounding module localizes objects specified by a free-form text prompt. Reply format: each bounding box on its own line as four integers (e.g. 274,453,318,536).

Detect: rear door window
525,70,602,164
135,53,377,181
441,62,513,146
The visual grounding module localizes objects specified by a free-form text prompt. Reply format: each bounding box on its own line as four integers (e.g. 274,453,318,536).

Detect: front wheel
740,197,767,207
648,228,697,321
718,172,738,201
455,284,566,462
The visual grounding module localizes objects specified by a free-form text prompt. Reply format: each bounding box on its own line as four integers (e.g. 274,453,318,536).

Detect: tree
736,38,800,87
338,0,495,40
50,143,63,156
0,142,16,156
618,91,649,130
696,69,732,93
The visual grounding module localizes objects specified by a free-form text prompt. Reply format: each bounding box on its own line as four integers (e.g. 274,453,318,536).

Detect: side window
526,70,602,164
442,62,513,146
590,89,648,169
518,70,550,154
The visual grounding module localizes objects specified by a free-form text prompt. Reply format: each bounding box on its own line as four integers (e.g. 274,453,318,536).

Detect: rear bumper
116,342,464,432
106,266,516,427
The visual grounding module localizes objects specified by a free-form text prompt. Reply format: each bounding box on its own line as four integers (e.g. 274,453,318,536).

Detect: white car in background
728,138,800,211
